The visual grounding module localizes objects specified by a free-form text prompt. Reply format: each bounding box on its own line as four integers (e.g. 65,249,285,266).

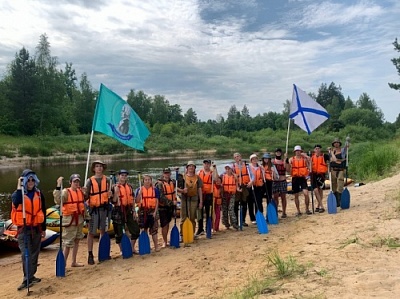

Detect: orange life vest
64,188,85,216
233,163,250,185
263,166,273,180
250,166,264,187
12,191,44,227
89,176,109,207
312,154,328,174
291,157,309,177
160,180,175,205
213,184,222,205
117,183,134,206
273,159,286,176
140,186,157,209
222,174,236,194
198,169,212,194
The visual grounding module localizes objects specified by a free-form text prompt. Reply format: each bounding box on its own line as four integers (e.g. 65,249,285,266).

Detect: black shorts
291,177,308,194
159,206,173,227
311,173,325,189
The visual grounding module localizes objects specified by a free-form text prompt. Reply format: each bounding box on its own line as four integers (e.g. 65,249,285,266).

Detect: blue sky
0,0,399,122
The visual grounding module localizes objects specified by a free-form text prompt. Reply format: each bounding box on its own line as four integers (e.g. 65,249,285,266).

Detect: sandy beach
1,172,400,299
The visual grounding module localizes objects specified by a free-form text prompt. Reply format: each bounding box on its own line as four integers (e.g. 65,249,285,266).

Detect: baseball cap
69,174,81,182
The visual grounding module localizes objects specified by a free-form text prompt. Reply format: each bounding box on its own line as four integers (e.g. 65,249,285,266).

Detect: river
0,157,233,221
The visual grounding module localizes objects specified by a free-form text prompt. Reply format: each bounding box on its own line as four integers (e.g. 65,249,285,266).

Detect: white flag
289,84,329,134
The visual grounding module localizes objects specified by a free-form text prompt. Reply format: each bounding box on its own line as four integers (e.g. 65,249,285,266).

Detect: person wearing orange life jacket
272,148,289,218
232,152,250,226
53,174,85,267
196,159,219,237
11,169,46,291
311,145,330,213
261,153,274,205
84,160,112,265
213,177,223,232
179,161,204,238
136,174,160,252
155,168,177,248
287,145,312,216
221,164,239,230
111,170,140,254
248,154,264,222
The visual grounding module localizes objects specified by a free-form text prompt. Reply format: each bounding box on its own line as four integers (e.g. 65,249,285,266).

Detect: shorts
63,220,85,247
291,177,308,194
311,173,325,189
272,180,287,195
88,206,109,235
138,209,159,235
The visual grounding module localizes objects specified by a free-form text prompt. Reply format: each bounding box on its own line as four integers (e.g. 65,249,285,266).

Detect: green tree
389,38,400,91
356,93,384,123
183,108,198,124
75,73,97,133
127,89,151,122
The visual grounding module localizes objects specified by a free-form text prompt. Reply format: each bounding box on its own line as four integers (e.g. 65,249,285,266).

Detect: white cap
293,145,302,152
224,164,233,170
249,154,258,161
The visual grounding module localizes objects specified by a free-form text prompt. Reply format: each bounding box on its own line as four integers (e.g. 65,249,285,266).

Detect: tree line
0,34,399,141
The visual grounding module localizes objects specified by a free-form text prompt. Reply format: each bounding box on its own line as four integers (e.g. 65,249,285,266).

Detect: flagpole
85,130,95,181
285,118,291,155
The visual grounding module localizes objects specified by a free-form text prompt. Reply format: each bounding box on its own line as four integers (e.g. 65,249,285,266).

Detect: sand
1,172,400,299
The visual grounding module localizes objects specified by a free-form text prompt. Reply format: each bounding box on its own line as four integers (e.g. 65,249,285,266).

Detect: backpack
185,175,198,197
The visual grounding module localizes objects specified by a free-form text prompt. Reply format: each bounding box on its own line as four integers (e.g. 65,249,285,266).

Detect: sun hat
118,169,129,175
293,145,302,152
91,160,107,173
69,174,81,182
262,153,271,159
186,161,196,168
332,138,342,146
249,154,258,161
224,164,233,170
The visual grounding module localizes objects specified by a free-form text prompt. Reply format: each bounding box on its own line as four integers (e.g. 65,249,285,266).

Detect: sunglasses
27,178,35,182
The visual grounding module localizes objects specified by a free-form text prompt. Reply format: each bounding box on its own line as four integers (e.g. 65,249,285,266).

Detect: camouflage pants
222,193,238,229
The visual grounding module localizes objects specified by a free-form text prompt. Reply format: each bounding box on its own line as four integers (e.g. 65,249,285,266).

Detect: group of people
10,138,349,291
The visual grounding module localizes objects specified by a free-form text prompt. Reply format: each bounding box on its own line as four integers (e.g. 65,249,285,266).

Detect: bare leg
281,194,287,215
303,190,310,211
294,194,300,213
63,246,70,266
71,239,83,266
131,239,137,253
87,233,94,252
152,234,159,252
161,224,169,247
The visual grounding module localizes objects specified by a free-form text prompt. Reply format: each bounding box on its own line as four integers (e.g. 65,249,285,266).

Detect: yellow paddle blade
182,218,194,244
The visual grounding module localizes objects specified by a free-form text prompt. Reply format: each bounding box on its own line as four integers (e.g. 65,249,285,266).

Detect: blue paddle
170,171,180,248
247,165,268,234
341,137,351,209
121,230,133,259
56,180,65,277
327,159,337,214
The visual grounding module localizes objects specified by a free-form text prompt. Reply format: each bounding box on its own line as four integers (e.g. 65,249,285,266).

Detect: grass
229,277,280,299
339,234,362,249
267,251,306,278
371,236,400,248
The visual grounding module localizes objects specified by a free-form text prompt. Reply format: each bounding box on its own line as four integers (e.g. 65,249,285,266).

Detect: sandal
319,208,325,213
281,213,287,219
306,210,312,215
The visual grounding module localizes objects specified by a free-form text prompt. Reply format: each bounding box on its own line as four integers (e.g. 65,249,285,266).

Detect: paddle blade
341,188,350,209
121,233,133,259
182,218,194,244
256,211,268,234
206,217,212,239
98,232,111,262
56,249,65,277
170,224,180,248
327,192,337,214
139,231,150,255
267,203,278,225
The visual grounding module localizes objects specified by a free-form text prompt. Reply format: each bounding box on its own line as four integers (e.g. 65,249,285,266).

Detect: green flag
92,84,150,150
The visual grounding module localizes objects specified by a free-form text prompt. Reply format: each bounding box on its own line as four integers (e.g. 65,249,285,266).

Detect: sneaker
243,222,249,227
251,221,257,224
194,235,199,240
195,229,204,237
319,208,325,213
88,254,95,265
281,214,287,219
315,208,320,213
179,236,183,243
17,281,33,291
306,210,312,215
31,277,41,284
296,212,302,217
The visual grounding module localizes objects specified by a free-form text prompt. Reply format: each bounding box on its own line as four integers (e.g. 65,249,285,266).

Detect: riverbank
1,173,400,298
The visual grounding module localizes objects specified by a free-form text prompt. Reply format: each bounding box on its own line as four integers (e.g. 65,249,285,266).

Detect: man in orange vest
11,169,46,291
111,169,140,254
155,168,177,248
287,146,312,216
53,174,85,267
84,160,112,265
232,153,250,226
311,145,329,213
